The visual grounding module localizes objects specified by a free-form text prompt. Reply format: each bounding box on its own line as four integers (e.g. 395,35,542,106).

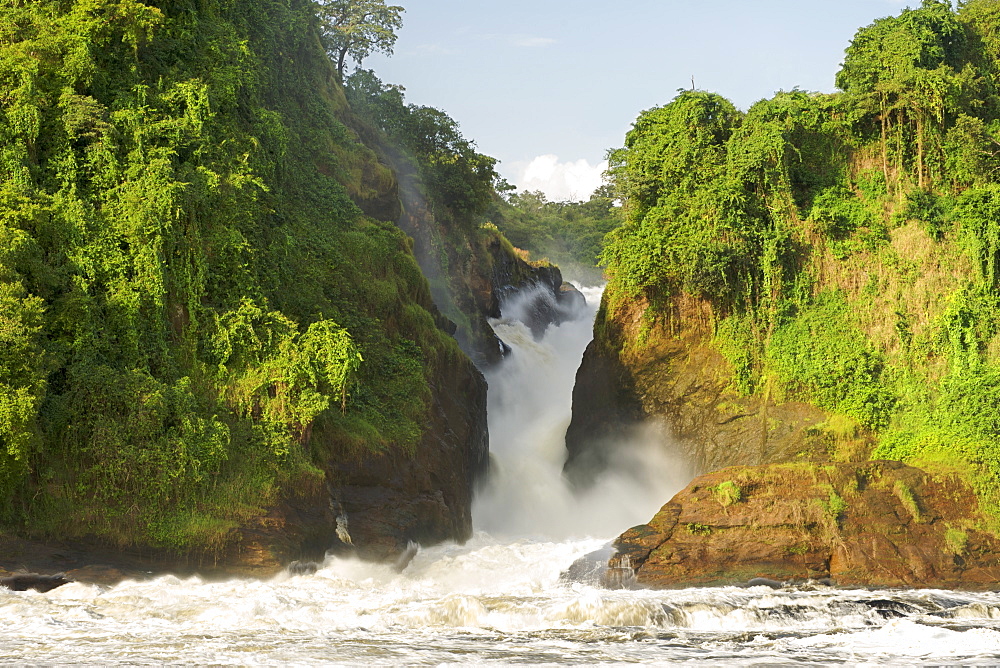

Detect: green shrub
944,527,968,555
710,480,744,507
818,487,848,526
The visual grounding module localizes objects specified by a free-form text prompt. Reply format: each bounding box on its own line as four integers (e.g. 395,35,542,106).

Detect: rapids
4,283,1000,665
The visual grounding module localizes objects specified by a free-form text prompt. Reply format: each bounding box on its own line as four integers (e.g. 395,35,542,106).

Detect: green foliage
768,293,896,430
686,523,712,536
715,314,762,395
818,486,848,526
494,189,619,278
944,115,1000,187
810,186,878,239
894,480,923,521
601,91,745,304
837,0,973,190
945,526,968,555
954,185,1000,289
709,480,743,507
0,0,452,551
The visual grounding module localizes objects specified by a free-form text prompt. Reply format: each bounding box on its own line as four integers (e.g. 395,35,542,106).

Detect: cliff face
0,0,558,575
610,461,1000,590
564,294,832,486
568,2,1000,586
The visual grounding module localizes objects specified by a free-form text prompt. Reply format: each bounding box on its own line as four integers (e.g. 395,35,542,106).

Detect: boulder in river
610,460,1000,590
0,573,70,593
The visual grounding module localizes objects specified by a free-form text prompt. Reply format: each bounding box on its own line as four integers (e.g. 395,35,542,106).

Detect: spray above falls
473,282,692,539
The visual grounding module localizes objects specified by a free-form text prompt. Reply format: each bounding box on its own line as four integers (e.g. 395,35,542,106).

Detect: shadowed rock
393,541,419,573
287,560,319,576
1,573,70,593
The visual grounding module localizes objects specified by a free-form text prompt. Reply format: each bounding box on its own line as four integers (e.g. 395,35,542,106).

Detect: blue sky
365,1,921,200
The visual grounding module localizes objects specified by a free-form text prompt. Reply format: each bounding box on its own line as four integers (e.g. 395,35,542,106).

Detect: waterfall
473,282,690,538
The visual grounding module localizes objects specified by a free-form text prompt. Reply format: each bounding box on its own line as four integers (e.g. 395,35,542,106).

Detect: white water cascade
474,283,691,539
5,284,1000,664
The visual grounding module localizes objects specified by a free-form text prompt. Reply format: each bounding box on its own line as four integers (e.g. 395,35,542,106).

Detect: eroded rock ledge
611,461,1000,590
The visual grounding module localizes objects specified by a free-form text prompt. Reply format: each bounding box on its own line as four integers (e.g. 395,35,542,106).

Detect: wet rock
562,544,616,586
611,461,1000,590
393,541,419,573
1,573,70,593
287,560,319,576
563,336,646,488
745,577,784,589
64,565,127,586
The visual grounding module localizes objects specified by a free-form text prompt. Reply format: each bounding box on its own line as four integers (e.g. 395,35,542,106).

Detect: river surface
5,285,1000,665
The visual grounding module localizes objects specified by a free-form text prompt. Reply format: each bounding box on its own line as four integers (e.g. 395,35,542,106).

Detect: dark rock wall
326,355,488,561
563,336,645,488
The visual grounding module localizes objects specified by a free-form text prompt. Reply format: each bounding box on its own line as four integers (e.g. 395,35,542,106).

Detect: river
4,285,1000,665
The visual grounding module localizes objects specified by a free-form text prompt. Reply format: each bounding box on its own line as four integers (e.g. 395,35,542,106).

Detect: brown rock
565,292,840,487
613,461,1000,590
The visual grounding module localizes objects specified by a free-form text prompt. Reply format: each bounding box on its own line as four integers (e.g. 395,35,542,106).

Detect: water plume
473,283,692,540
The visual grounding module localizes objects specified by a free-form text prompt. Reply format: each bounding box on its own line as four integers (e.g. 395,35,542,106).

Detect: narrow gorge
8,0,1000,663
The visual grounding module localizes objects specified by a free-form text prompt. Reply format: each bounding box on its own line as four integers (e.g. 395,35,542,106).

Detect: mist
473,284,693,539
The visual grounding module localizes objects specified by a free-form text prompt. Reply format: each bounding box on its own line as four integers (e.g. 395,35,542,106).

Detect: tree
316,0,404,79
836,0,967,189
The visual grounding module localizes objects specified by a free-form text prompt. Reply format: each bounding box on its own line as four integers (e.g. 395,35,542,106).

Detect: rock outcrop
0,573,70,593
323,355,488,562
220,356,487,568
608,461,1000,590
564,294,833,486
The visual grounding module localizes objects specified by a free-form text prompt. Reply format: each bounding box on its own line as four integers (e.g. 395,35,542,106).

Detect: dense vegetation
601,0,1000,523
0,0,466,551
345,68,616,284
493,189,619,282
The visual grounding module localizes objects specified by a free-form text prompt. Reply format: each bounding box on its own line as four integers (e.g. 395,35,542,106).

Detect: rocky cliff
0,0,573,580
564,294,833,486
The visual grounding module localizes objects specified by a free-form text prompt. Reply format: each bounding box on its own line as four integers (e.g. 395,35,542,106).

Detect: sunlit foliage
600,0,1000,524
0,0,451,551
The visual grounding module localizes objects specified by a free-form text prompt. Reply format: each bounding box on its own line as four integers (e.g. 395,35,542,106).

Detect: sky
365,0,922,201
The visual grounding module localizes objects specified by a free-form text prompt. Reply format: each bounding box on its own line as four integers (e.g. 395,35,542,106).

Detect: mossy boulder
611,461,1000,590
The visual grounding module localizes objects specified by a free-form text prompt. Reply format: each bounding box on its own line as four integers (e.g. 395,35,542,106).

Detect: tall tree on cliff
835,0,970,190
316,0,405,79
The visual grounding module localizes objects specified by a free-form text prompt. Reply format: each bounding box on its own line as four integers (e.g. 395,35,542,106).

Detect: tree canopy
598,0,1000,526
316,0,405,79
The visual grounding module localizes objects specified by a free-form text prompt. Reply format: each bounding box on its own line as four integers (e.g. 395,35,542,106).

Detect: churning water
5,284,1000,665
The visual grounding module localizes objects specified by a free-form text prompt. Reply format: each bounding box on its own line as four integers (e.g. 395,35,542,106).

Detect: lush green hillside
493,189,619,283
595,0,1000,523
0,0,473,554
342,68,576,366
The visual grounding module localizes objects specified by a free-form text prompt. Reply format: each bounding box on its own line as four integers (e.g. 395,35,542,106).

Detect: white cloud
512,36,557,48
513,155,608,202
